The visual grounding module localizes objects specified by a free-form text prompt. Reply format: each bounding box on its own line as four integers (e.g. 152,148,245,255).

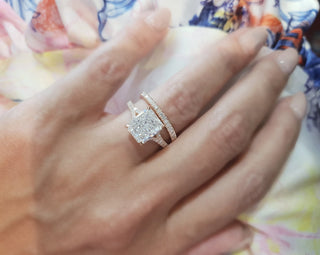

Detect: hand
0,8,306,255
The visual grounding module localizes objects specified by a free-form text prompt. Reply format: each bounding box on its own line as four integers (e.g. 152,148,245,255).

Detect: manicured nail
239,27,268,52
277,48,299,73
144,8,171,31
290,92,307,120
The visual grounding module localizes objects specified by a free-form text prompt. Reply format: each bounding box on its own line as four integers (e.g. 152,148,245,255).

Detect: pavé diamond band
126,92,176,148
141,92,177,143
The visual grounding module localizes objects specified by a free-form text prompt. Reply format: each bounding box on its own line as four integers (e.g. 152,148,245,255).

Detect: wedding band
126,92,176,148
141,92,177,142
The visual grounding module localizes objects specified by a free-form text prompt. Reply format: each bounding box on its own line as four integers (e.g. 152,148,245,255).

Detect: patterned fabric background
0,1,319,254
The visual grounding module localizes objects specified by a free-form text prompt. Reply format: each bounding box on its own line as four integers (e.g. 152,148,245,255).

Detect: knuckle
212,112,250,156
100,208,139,251
2,102,58,151
215,39,245,74
91,54,129,85
100,193,159,251
126,26,151,50
241,171,268,209
166,83,200,124
101,222,134,251
177,226,199,246
231,31,259,58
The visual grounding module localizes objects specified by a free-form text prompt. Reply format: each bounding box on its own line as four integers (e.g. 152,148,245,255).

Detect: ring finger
101,27,268,162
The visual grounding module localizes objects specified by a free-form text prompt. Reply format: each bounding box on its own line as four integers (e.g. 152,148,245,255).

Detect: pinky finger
186,221,253,255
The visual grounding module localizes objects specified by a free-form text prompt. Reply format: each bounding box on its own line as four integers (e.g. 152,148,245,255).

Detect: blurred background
307,11,320,56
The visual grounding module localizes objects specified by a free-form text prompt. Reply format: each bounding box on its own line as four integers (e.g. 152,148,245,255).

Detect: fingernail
144,8,171,31
277,48,299,73
290,92,307,120
239,27,268,52
132,1,155,13
229,227,254,253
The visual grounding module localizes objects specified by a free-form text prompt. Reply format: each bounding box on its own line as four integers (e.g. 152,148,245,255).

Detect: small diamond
128,109,164,144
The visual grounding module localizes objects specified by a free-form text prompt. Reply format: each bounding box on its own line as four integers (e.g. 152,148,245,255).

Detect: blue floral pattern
98,0,137,41
3,0,38,20
3,0,320,131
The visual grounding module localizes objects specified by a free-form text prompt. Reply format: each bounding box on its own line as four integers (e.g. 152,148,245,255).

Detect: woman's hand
0,8,306,255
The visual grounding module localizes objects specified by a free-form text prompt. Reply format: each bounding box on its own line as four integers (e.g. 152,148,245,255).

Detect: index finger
38,8,171,121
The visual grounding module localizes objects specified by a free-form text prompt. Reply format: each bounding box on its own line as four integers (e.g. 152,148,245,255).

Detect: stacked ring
126,92,177,148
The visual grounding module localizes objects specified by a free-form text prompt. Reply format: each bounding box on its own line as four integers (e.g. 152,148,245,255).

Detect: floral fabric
0,0,319,254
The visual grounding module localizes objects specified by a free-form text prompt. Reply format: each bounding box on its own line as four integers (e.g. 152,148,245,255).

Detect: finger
165,93,306,253
37,8,171,120
139,48,298,205
109,27,268,161
186,221,253,255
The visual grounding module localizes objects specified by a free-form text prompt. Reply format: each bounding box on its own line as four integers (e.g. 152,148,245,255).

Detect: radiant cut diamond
128,109,164,144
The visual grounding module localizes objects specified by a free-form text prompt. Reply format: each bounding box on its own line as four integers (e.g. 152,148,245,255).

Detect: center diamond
128,109,164,144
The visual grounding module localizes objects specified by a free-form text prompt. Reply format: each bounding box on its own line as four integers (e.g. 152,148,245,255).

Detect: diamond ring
126,92,176,148
140,92,177,143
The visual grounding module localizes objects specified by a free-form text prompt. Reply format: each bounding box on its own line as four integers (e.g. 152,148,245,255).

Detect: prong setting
127,108,165,145
126,92,176,148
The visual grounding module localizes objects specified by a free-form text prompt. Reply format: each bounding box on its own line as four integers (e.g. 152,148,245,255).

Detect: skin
0,8,306,255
